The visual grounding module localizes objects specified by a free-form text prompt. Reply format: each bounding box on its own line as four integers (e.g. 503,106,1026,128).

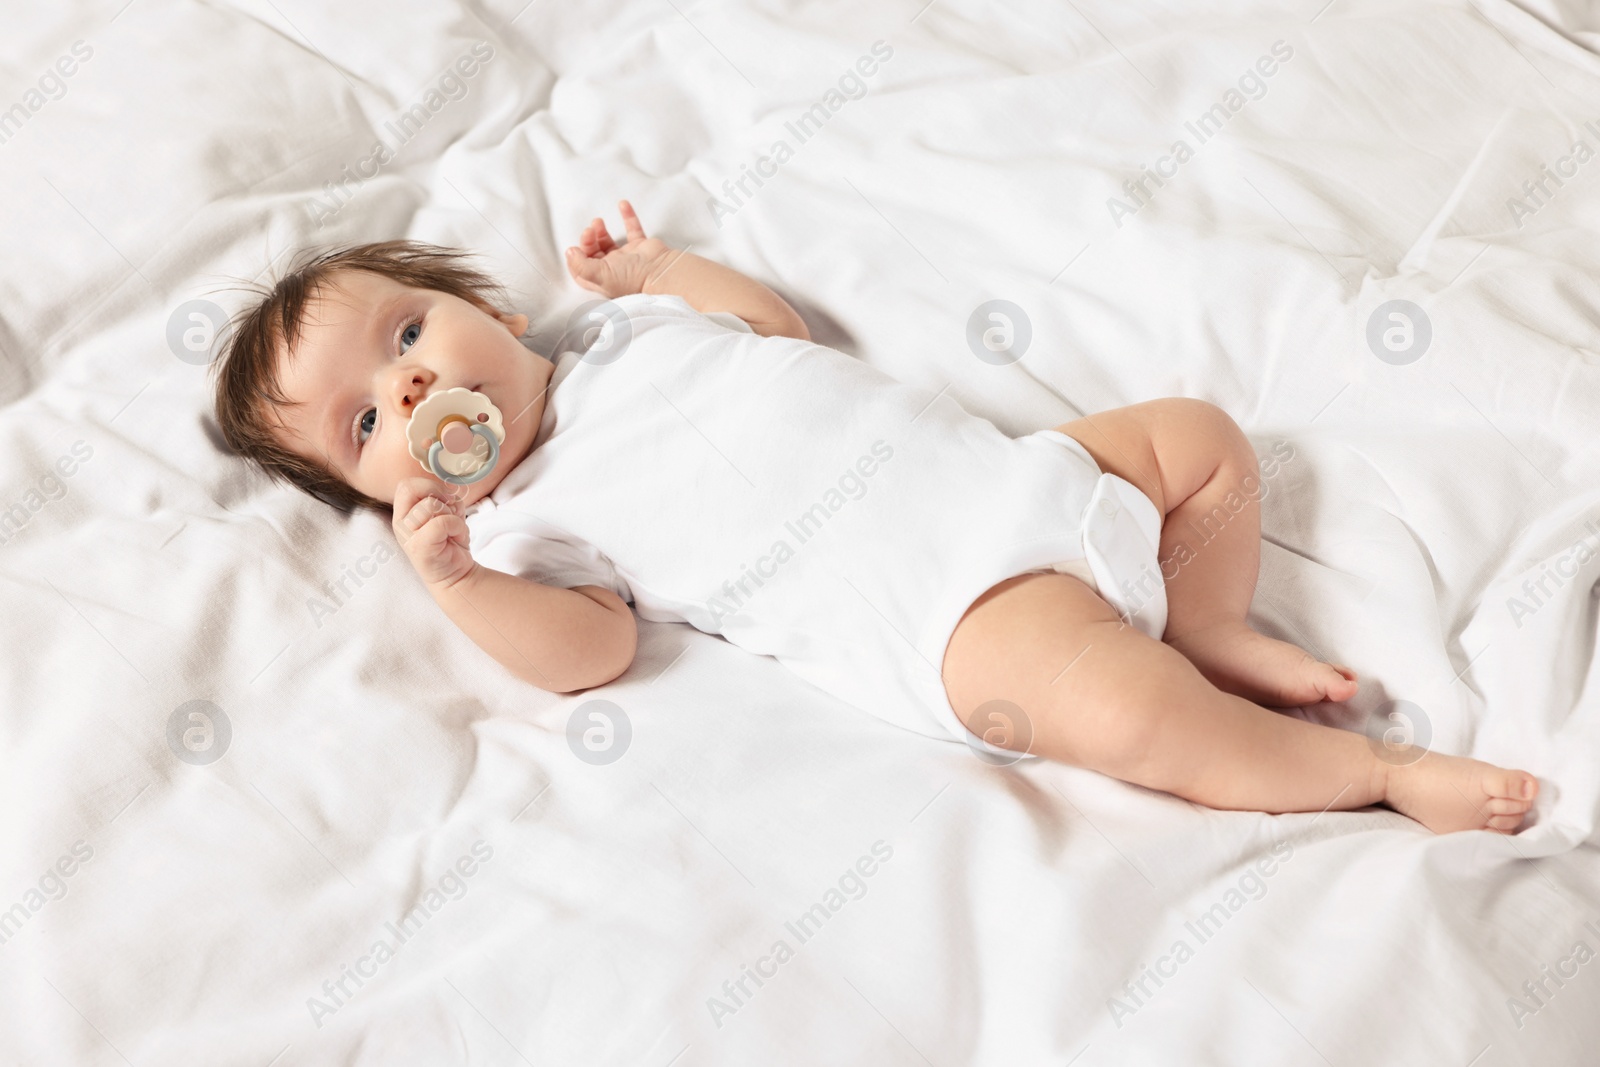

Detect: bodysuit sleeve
470,517,633,603
607,292,756,337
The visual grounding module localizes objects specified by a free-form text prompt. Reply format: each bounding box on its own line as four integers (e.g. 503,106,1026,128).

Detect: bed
3,0,1599,1063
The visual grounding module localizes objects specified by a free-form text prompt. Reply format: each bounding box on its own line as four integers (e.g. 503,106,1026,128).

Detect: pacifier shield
406,387,506,480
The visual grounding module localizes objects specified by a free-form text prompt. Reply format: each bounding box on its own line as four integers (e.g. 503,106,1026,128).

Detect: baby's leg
1052,398,1353,707
942,572,1538,832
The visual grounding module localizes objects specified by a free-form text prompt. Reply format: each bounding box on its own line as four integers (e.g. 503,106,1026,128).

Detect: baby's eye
400,320,422,352
356,407,377,447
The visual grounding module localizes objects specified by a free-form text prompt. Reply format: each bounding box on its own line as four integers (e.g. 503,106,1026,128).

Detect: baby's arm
567,201,810,341
394,479,636,693
642,248,809,341
430,568,636,693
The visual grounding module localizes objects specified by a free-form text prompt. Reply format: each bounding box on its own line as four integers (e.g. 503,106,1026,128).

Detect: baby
212,200,1539,835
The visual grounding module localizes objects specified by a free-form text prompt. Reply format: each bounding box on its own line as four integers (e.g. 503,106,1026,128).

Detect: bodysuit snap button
1098,498,1119,518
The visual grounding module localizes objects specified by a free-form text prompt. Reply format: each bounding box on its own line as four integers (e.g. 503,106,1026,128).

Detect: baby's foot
1166,621,1359,707
1384,752,1539,834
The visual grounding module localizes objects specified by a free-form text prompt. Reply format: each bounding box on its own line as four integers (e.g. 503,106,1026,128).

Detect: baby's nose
399,373,428,408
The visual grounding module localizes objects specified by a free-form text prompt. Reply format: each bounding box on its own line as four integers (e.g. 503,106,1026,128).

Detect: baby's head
211,241,551,514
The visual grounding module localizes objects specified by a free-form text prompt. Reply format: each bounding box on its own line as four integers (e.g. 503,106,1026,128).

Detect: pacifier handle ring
427,424,500,485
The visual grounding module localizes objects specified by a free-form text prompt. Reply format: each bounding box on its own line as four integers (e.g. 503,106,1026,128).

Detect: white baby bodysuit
464,292,1166,755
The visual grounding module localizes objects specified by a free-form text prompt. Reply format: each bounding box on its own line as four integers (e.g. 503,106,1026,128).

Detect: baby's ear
494,309,529,337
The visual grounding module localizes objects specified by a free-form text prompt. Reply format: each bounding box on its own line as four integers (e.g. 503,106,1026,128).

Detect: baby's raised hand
393,477,474,589
564,199,674,300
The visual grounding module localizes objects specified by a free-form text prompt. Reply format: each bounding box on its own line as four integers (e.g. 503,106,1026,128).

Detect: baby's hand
564,199,675,300
393,477,474,589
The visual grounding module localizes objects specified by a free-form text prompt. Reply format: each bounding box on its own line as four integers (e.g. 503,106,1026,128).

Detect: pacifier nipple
405,387,507,486
439,418,477,455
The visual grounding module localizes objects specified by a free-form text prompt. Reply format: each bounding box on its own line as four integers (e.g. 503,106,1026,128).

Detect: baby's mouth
405,385,506,483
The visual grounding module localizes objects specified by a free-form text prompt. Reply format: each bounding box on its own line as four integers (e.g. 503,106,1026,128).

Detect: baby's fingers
398,489,462,538
575,217,614,257
591,217,617,254
578,221,602,257
619,199,647,243
416,511,468,548
405,512,468,569
393,477,445,525
565,247,605,292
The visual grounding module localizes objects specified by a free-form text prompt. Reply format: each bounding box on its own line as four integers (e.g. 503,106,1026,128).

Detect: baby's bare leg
942,572,1538,832
1053,399,1355,707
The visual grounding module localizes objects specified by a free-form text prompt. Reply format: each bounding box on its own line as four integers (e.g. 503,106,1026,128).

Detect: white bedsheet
3,0,1599,1063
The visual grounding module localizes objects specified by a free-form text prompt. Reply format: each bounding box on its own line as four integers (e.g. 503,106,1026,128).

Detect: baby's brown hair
209,240,511,514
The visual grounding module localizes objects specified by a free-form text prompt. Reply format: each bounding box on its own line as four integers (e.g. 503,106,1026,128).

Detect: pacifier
405,387,506,485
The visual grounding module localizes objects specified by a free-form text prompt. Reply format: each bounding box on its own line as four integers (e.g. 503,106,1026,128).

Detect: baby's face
272,269,552,507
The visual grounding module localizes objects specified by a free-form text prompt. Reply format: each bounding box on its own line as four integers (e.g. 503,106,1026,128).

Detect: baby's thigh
942,570,1200,766
1052,397,1248,520
1050,401,1167,515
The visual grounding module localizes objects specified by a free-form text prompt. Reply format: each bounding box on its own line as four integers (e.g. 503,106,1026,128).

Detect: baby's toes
1319,663,1359,701
1484,767,1539,805
1486,812,1525,833
1484,796,1529,816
